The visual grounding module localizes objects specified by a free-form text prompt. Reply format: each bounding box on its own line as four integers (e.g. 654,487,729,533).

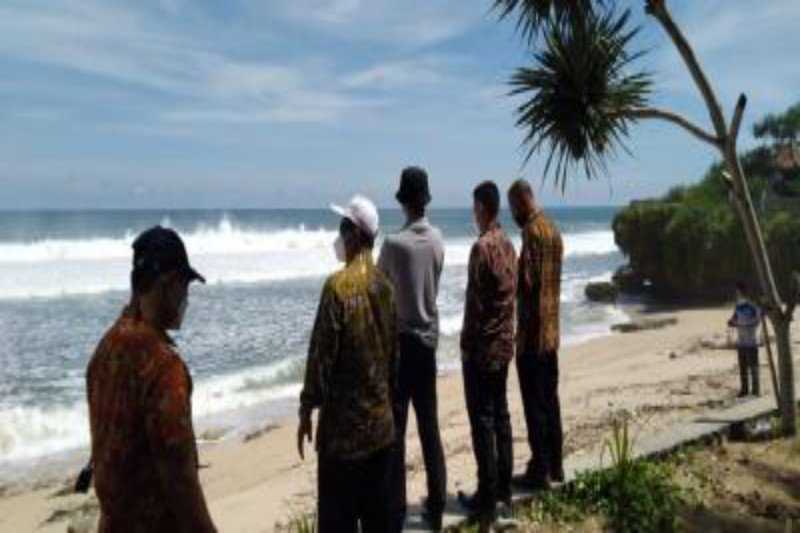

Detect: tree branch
721,170,735,190
646,0,728,138
625,107,720,146
787,271,800,321
729,94,747,142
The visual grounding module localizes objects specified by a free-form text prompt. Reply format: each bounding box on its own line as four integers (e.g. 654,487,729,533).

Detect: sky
0,0,798,209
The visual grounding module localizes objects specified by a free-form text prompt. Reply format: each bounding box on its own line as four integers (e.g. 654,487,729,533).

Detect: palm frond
492,0,604,43
510,6,652,191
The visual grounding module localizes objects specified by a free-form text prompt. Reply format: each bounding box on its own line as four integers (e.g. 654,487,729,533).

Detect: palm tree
496,0,798,435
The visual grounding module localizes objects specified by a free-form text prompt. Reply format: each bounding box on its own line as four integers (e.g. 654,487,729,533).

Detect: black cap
395,166,431,206
132,226,205,284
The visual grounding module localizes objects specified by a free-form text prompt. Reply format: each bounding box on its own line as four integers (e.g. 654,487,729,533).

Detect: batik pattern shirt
300,252,399,460
518,210,564,356
461,223,518,372
86,307,211,533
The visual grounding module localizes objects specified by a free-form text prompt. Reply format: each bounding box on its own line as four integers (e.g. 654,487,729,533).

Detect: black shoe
457,490,480,512
495,500,515,526
550,466,565,483
498,494,512,509
511,473,550,491
462,503,495,531
421,507,442,531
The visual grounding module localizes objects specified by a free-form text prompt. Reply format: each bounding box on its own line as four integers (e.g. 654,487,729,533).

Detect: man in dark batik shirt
458,181,517,527
87,226,216,533
298,195,399,533
508,179,565,491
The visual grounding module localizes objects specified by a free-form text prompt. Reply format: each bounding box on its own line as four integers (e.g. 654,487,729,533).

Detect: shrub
522,419,687,532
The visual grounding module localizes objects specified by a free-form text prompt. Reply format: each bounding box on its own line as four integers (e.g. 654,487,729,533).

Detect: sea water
0,208,626,472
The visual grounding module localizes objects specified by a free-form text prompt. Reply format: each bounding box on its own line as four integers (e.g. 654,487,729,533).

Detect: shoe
457,490,479,512
496,499,513,519
511,473,550,492
550,466,565,483
495,501,520,530
421,507,442,531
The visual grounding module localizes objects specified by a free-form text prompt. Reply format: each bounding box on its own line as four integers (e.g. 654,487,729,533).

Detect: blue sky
0,0,798,209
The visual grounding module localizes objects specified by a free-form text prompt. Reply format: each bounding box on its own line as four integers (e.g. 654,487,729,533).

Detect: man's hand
297,411,313,460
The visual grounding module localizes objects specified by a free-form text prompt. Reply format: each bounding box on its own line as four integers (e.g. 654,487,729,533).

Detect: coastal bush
613,150,799,300
521,419,687,532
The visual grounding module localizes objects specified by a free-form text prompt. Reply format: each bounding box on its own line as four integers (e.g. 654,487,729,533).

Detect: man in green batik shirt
297,195,399,533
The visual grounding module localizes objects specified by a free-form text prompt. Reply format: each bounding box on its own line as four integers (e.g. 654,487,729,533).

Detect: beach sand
2,305,799,532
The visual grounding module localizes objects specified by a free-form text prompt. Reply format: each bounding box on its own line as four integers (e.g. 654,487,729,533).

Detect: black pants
318,446,392,533
463,357,513,512
517,351,564,481
737,347,760,395
390,333,447,528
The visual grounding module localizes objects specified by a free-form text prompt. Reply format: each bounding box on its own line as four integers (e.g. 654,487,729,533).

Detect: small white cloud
654,1,800,113
264,0,480,48
342,59,445,89
162,92,386,124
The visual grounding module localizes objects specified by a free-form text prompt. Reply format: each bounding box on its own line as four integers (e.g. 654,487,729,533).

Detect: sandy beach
2,304,799,532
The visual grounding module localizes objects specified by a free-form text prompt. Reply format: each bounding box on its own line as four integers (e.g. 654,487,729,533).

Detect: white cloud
0,1,383,125
653,1,800,122
163,92,386,124
342,58,448,89
264,0,481,47
299,0,362,24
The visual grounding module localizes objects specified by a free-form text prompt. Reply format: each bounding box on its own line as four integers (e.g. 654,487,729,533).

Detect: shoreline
4,303,789,532
0,297,631,490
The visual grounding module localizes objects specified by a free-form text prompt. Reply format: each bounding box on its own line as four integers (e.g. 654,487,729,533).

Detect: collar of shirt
345,250,375,272
403,216,430,232
480,220,502,237
120,305,177,346
526,208,542,227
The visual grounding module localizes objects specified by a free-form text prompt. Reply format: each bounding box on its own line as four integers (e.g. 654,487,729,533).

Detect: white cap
330,195,380,238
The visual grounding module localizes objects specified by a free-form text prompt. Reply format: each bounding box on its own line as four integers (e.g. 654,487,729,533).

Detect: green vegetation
585,281,619,303
515,419,689,532
278,512,316,533
612,104,800,301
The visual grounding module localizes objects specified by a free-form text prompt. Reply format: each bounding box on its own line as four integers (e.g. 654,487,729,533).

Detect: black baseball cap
132,226,205,284
395,166,431,206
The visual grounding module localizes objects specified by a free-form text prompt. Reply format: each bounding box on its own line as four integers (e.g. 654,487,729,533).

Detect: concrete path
403,394,791,531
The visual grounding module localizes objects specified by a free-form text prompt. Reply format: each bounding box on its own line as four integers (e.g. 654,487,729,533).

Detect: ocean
0,208,625,473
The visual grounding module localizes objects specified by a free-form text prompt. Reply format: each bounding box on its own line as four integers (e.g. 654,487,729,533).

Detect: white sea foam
428,229,618,268
0,358,305,465
0,218,619,300
0,217,624,466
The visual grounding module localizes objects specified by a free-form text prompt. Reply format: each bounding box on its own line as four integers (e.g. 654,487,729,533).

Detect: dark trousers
463,357,513,511
517,351,564,481
737,347,760,395
318,446,392,533
390,334,447,528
